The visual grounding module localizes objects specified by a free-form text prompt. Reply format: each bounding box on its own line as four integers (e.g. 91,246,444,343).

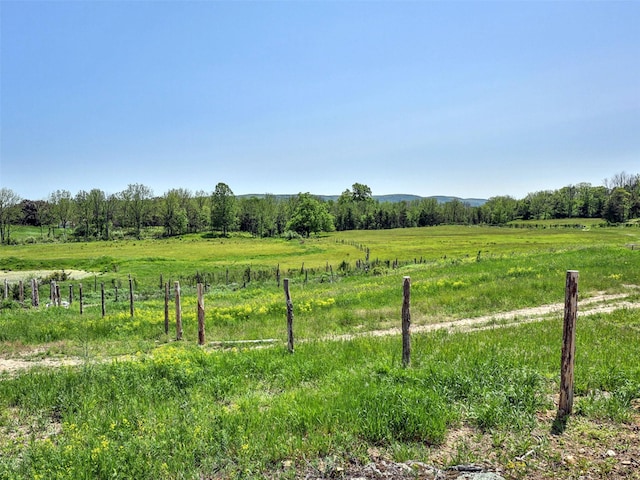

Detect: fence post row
558,270,579,418
402,276,411,368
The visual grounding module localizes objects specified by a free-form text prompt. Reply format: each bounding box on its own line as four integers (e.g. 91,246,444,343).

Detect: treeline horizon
0,172,639,244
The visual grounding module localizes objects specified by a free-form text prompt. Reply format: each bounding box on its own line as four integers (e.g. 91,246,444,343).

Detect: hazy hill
239,193,487,207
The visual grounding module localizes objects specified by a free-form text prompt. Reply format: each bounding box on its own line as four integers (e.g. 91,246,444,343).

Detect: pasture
1,224,639,479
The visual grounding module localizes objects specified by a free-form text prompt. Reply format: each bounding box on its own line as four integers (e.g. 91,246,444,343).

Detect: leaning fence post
197,283,205,345
559,270,579,417
284,278,294,353
402,276,411,367
175,281,183,340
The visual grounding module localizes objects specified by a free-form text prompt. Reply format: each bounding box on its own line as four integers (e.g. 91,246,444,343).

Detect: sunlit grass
1,225,639,478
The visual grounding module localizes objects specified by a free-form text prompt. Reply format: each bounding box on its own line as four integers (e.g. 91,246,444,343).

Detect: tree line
1,173,639,244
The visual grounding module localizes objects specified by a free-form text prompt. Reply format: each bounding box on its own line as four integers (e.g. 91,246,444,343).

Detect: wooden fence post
19,280,24,305
164,282,170,335
128,275,134,317
79,283,83,314
32,279,39,307
68,284,73,305
402,276,411,367
276,264,280,288
197,283,205,345
3,279,8,300
56,284,61,307
559,270,579,418
101,282,106,317
175,281,183,340
284,278,294,353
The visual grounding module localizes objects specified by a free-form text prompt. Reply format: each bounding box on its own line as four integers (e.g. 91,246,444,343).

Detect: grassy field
1,224,639,479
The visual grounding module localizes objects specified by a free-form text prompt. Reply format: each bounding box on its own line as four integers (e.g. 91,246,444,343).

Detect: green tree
210,183,236,236
88,188,106,239
603,187,631,224
122,183,153,239
49,189,73,236
187,190,209,232
162,189,189,236
74,190,91,240
286,193,334,237
0,188,21,244
483,196,518,225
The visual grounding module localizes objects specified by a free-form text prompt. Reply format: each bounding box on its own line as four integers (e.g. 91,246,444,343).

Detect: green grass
1,311,639,479
1,225,639,478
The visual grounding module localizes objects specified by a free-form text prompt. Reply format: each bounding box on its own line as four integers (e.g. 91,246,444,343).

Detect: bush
42,270,70,282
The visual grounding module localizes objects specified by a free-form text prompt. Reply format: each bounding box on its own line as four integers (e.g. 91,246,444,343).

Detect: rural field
1,223,639,479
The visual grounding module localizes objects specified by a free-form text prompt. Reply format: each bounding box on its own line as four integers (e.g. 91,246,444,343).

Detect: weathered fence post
101,283,106,317
128,275,134,317
50,281,56,304
164,282,170,335
402,276,411,367
276,264,280,288
3,279,8,300
79,283,83,314
68,284,73,305
284,278,294,353
175,281,183,340
558,270,579,418
19,280,24,305
55,284,61,307
32,279,39,307
197,283,205,346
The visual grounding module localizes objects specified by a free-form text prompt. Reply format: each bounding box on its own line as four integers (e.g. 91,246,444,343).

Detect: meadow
1,224,639,479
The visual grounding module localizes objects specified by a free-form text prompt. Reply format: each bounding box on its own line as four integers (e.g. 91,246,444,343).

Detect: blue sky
1,1,638,201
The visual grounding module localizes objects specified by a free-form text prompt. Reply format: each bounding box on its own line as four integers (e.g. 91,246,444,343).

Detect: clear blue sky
1,1,638,201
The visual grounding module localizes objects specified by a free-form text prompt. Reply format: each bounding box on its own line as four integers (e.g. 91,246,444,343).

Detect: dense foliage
1,172,639,244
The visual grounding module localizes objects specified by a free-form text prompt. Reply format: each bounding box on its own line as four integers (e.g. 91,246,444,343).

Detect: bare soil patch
0,269,95,282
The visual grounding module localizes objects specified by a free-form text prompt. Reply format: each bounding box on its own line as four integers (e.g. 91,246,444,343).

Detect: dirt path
1,290,638,376
330,291,640,342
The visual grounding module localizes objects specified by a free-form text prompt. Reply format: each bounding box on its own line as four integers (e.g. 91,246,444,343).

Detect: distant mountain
238,193,487,207
427,196,487,207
